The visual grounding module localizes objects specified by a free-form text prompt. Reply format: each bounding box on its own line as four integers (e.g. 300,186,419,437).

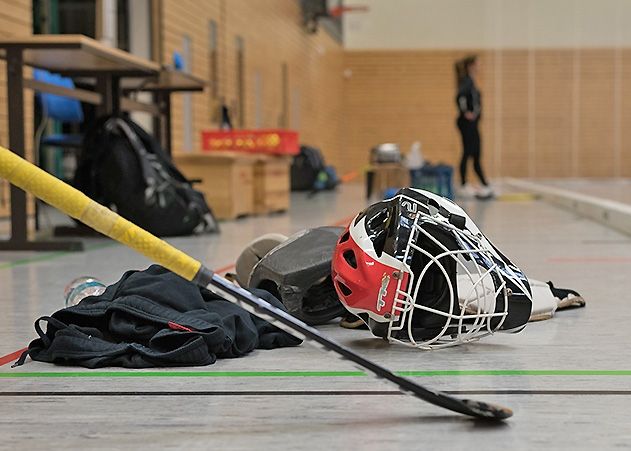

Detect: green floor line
1,369,631,378
0,242,116,270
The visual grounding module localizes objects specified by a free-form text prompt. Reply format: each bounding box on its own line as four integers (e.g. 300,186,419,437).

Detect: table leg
0,48,83,252
366,169,374,199
5,48,27,244
153,92,172,155
96,74,121,115
160,92,172,155
152,92,163,150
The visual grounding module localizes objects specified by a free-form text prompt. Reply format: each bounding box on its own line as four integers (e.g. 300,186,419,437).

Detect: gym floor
1,182,630,450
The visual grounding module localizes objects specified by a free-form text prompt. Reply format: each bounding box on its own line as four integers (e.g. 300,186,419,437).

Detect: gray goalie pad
248,226,346,325
235,233,288,286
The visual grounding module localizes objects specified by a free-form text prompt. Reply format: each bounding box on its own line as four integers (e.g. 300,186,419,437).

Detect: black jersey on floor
17,265,302,368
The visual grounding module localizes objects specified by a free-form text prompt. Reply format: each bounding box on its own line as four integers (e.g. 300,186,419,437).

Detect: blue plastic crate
410,164,454,200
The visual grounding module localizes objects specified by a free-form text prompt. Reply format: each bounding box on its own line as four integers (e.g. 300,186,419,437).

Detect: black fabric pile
18,265,301,368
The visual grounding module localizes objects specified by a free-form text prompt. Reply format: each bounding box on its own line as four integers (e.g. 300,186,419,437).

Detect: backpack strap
111,118,177,208
109,119,158,187
12,316,69,367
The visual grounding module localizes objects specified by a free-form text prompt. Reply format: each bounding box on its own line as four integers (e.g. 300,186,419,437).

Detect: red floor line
215,263,236,274
1,213,358,369
0,347,27,367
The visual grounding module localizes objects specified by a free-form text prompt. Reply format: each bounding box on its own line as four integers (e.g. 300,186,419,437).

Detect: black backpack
291,145,338,191
74,116,219,237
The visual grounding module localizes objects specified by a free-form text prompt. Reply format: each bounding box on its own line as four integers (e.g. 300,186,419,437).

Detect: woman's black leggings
457,118,488,186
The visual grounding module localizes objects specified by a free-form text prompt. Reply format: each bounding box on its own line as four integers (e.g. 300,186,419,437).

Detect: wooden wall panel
577,49,615,177
533,50,573,178
618,49,631,178
499,50,530,177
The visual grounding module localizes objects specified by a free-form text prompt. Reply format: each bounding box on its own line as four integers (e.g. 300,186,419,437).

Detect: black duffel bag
291,145,338,192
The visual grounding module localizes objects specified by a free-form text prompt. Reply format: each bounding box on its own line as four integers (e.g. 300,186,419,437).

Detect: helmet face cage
388,212,529,348
345,190,532,349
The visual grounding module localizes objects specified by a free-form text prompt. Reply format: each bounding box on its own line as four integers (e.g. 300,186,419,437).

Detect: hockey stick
0,146,512,420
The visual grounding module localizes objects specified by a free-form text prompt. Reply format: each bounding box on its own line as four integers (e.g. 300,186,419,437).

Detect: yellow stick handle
0,146,202,281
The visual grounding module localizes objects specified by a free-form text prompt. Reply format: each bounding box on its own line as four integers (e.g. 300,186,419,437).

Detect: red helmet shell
331,225,410,323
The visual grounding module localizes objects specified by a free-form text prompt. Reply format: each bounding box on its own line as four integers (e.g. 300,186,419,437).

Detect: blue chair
34,69,84,150
172,52,184,71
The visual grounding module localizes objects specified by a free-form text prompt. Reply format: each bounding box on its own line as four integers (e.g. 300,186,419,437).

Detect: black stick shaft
207,272,512,420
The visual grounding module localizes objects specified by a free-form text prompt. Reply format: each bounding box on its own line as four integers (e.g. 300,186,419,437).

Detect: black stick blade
461,399,513,420
396,376,513,420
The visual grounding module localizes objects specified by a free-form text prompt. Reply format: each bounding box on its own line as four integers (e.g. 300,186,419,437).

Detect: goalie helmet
331,188,532,349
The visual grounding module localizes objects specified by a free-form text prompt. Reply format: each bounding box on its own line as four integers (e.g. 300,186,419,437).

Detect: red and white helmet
332,188,532,349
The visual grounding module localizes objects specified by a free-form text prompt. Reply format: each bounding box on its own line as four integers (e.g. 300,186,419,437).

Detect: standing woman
455,56,493,198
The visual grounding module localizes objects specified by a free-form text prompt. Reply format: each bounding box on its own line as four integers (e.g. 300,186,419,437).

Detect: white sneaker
476,185,495,199
458,184,477,198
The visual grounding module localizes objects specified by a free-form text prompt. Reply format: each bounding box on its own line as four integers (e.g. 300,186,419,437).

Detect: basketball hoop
302,1,369,34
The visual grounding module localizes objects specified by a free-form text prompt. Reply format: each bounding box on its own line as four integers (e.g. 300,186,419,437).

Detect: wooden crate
173,152,255,220
253,156,291,214
366,164,411,199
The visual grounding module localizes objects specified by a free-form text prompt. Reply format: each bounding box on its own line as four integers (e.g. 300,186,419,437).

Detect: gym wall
0,0,33,219
342,48,631,178
161,0,345,169
342,0,631,178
